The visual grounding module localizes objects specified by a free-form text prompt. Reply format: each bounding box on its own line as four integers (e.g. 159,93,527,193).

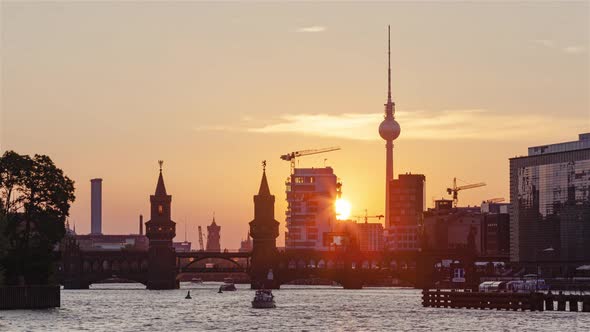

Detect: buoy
218,287,223,293
185,290,192,299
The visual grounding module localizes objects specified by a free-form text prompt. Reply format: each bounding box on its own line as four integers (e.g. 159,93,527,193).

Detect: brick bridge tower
249,162,280,289
206,216,221,252
145,161,178,289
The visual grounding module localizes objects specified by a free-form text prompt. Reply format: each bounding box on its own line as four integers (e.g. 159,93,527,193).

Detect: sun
335,198,352,220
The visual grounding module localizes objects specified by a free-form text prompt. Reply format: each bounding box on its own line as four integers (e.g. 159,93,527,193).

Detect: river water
1,283,589,331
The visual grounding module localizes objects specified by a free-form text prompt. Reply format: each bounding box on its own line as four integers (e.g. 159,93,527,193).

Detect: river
1,283,589,331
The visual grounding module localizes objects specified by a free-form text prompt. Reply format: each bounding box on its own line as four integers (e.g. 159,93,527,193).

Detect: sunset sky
1,1,588,249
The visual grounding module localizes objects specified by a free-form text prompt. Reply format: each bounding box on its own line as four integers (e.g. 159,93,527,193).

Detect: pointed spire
258,169,271,196
155,160,167,196
211,212,217,225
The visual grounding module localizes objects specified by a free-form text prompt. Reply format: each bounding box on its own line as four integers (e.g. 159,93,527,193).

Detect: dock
422,289,590,312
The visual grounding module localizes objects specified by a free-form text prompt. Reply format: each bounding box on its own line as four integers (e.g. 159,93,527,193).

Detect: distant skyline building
509,133,590,272
378,25,401,228
386,173,425,251
357,222,385,252
285,167,342,250
239,232,253,252
75,234,148,251
206,216,221,252
481,202,510,256
90,178,102,235
329,220,384,252
423,199,482,254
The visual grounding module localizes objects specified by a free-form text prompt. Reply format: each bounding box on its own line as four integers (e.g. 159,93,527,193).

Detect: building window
158,205,163,215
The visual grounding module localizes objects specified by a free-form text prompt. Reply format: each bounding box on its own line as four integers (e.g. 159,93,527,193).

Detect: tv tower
378,26,401,227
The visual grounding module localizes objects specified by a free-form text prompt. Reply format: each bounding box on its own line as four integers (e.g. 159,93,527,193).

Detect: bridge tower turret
145,161,178,289
249,163,280,289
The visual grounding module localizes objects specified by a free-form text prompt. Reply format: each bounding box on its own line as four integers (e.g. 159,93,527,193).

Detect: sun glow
335,198,352,220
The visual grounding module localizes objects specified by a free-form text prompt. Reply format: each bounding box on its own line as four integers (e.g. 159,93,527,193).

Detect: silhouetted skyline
1,2,588,248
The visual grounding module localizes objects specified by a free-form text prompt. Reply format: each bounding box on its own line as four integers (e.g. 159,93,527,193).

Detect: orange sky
1,2,589,249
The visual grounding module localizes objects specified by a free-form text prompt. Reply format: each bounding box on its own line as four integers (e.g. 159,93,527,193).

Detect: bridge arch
180,256,244,270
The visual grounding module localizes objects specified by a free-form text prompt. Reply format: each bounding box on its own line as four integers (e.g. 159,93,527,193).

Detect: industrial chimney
90,178,102,234
139,214,143,236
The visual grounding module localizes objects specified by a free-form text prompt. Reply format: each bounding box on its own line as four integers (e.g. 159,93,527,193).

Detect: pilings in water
422,289,590,312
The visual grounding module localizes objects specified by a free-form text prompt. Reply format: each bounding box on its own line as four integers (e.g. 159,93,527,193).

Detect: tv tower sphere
379,118,401,141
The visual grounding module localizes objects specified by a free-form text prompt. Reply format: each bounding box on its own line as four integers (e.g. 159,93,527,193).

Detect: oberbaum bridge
60,164,506,290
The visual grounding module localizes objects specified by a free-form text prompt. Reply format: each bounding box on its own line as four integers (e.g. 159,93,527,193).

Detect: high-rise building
90,178,102,234
509,133,590,271
386,173,425,251
285,167,341,250
206,217,221,252
378,26,401,229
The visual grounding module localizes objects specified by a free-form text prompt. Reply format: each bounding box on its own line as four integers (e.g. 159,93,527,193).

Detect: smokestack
139,214,143,236
90,178,102,235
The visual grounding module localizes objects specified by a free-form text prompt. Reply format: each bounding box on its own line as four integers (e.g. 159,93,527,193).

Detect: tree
0,151,75,285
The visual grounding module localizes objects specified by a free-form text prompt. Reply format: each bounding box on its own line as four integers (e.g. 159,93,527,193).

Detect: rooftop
527,133,590,156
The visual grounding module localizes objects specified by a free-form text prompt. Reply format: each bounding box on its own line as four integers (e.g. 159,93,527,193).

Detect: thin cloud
532,39,554,48
194,110,585,142
296,26,326,33
532,39,586,54
563,46,585,54
245,110,585,141
194,125,240,132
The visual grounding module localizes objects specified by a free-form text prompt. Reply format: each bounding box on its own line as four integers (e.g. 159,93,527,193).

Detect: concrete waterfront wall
0,285,60,310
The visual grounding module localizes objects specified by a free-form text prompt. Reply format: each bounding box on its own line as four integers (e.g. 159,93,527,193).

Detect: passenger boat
252,289,276,309
220,278,237,291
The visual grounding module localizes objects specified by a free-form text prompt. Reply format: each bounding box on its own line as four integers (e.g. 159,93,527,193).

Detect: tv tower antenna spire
378,25,401,228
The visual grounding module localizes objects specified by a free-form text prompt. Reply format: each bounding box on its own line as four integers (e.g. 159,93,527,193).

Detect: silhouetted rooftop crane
197,226,204,251
446,177,486,208
280,147,341,174
353,209,385,224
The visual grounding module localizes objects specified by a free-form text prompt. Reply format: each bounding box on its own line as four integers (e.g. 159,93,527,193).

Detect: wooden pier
422,289,590,312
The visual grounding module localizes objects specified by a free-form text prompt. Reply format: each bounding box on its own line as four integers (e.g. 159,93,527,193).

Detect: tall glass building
509,133,590,273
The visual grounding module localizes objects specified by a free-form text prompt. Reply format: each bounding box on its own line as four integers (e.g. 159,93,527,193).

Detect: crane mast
197,226,204,251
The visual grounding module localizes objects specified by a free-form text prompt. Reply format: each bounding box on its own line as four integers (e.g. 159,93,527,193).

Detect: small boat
252,289,276,309
191,277,203,284
220,278,237,291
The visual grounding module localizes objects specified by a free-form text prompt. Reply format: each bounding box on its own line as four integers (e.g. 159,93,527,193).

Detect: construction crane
197,226,204,251
353,209,385,224
280,147,340,174
446,177,486,208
